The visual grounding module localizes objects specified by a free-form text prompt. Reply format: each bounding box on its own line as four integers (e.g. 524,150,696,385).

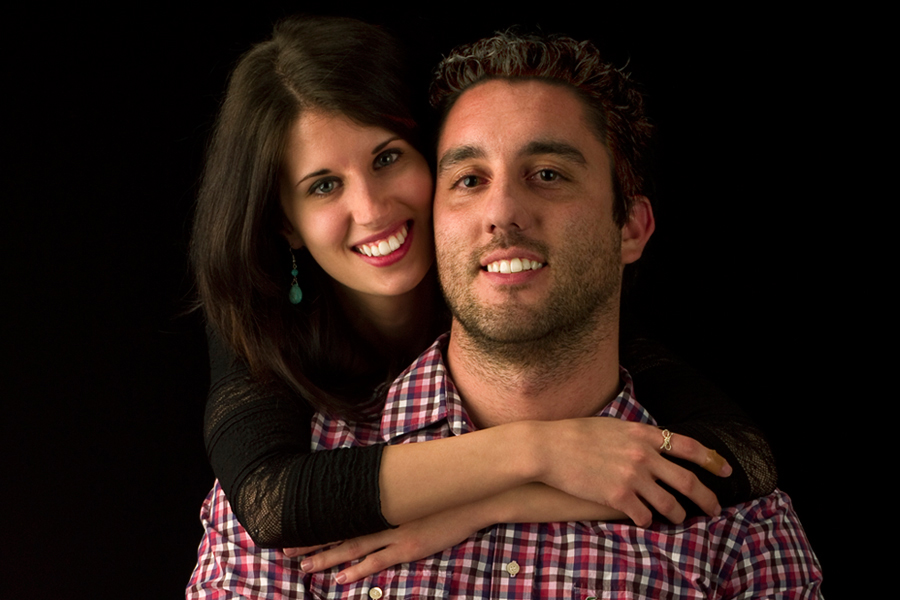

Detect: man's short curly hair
430,31,653,225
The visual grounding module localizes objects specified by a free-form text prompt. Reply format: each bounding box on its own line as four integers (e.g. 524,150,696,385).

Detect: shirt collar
380,333,655,443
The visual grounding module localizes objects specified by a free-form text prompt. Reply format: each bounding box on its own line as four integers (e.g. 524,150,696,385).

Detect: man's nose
483,176,533,235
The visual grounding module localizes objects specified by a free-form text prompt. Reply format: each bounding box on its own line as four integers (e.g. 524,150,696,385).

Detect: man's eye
457,175,480,188
536,169,559,182
374,150,402,169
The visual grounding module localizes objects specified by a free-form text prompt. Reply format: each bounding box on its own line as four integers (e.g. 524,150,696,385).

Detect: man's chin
453,305,568,346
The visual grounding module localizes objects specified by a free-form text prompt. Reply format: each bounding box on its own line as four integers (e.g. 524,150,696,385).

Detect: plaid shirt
188,335,823,599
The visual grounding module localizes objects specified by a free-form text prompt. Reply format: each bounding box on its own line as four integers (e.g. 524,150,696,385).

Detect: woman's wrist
496,420,549,486
462,494,513,530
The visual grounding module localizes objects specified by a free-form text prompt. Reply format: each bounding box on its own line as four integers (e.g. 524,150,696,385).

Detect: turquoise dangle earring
289,248,303,304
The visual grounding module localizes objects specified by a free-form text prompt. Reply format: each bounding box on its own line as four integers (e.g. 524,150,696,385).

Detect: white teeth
485,258,544,273
357,225,408,258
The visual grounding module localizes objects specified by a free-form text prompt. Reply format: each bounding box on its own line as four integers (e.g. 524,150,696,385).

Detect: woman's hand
285,502,489,585
285,484,622,585
533,418,731,527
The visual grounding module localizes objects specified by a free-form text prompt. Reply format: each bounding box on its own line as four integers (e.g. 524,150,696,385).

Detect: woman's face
280,111,434,302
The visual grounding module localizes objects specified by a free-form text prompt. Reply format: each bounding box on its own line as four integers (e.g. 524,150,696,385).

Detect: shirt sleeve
621,335,778,509
204,328,393,547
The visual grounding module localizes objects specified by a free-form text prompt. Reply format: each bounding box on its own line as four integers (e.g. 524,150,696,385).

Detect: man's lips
483,257,545,273
480,249,546,274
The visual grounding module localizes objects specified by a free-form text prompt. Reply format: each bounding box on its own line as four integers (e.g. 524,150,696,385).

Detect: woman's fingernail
705,450,731,477
334,572,347,584
300,559,313,572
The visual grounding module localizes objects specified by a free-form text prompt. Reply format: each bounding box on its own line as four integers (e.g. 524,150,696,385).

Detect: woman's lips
354,222,409,257
354,222,413,267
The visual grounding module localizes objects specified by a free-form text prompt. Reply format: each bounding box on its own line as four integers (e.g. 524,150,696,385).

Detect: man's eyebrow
521,140,587,165
437,145,485,175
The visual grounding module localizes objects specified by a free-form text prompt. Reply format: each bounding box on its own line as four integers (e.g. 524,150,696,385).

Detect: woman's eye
374,150,402,169
310,178,339,196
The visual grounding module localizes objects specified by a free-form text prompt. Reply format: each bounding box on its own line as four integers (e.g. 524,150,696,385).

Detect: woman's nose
349,179,392,227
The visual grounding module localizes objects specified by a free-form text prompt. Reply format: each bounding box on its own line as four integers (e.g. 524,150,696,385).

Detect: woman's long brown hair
191,15,437,419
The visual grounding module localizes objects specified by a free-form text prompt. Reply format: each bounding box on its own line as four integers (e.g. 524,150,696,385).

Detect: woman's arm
289,483,626,584
209,374,720,547
378,417,725,528
286,413,737,585
207,331,725,548
280,360,774,586
205,330,391,547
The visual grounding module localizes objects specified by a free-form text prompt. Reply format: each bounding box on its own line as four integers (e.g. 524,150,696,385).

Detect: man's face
434,79,633,346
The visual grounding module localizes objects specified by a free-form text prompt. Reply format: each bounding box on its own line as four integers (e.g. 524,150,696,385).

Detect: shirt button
505,561,520,576
368,587,383,599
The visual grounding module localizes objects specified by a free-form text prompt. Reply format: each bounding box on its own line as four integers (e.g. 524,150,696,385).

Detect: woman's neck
335,273,438,359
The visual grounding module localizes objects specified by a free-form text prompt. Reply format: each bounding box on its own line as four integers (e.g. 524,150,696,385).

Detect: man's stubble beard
437,225,623,377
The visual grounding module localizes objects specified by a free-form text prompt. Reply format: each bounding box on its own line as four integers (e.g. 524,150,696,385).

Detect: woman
190,14,775,586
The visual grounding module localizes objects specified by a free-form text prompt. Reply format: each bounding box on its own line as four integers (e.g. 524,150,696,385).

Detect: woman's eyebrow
296,169,331,187
372,136,402,155
295,136,403,187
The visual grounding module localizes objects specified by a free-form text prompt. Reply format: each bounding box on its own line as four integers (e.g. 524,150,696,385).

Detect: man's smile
483,258,545,273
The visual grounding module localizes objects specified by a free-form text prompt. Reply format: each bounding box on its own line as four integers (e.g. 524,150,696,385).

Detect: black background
4,4,855,598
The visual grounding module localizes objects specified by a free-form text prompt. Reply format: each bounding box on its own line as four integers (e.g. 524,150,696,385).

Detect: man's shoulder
719,488,814,550
731,488,795,519
707,489,823,597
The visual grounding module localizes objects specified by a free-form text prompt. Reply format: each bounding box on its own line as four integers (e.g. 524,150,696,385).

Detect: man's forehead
437,79,604,168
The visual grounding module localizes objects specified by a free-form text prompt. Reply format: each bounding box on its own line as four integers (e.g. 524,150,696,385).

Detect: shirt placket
491,523,536,600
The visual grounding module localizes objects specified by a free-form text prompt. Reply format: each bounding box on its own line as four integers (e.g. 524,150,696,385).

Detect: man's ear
621,195,655,265
281,217,304,250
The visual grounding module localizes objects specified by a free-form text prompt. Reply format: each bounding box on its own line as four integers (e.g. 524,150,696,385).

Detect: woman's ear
281,217,304,249
620,196,655,265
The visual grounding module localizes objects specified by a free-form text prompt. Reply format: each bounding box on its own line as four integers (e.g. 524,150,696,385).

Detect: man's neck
445,319,622,429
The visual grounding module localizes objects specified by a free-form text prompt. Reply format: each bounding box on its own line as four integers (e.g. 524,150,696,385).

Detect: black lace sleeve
621,336,778,510
204,330,393,548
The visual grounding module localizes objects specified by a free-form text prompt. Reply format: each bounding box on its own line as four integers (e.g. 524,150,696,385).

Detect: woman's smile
354,220,409,257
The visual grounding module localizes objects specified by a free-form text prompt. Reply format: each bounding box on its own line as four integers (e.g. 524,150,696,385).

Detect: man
189,32,822,599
